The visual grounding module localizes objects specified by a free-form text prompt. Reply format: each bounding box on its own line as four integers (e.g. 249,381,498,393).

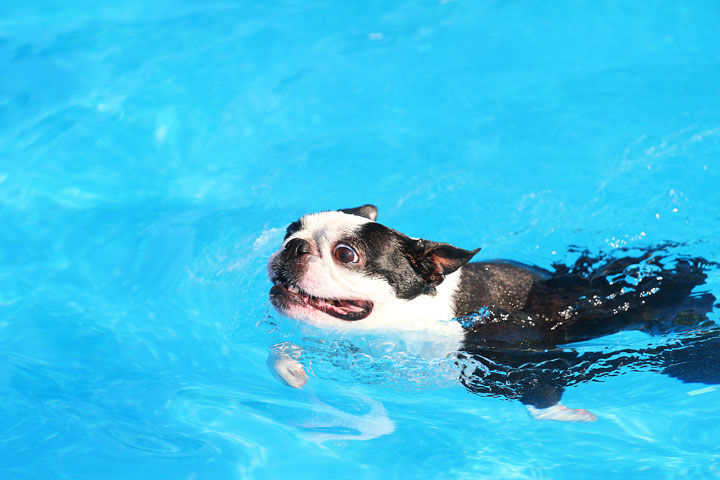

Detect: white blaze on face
267,211,464,339
288,211,376,299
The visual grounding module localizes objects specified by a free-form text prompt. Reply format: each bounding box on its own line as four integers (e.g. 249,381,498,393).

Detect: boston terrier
267,205,719,422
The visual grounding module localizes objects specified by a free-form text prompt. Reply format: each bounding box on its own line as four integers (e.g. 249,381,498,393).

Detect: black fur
351,223,435,299
405,240,480,287
284,220,302,240
351,222,479,300
339,204,378,221
454,249,719,408
453,261,548,318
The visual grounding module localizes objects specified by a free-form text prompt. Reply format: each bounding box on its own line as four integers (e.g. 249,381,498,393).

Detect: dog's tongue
311,298,363,313
336,300,367,313
306,296,372,320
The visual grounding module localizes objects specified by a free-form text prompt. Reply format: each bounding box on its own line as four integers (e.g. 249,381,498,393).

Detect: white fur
267,211,465,341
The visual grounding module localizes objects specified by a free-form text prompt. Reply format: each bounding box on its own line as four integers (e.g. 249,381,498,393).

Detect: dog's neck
376,268,465,333
451,261,547,317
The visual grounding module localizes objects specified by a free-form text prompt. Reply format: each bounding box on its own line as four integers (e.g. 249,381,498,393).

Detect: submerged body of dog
267,205,719,421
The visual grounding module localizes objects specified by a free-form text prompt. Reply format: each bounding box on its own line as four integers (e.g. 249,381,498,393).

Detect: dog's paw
268,352,308,389
526,404,597,422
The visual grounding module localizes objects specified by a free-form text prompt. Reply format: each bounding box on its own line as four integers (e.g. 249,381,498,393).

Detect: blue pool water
2,1,720,478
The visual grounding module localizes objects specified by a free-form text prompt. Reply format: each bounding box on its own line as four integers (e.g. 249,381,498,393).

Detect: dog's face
267,205,479,331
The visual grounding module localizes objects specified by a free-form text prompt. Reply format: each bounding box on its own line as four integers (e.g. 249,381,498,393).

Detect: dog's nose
285,238,312,256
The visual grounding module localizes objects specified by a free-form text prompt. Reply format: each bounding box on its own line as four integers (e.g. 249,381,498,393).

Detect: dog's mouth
270,279,373,321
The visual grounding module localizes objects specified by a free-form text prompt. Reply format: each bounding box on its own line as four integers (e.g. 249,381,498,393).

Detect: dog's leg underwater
526,404,597,422
268,342,308,389
457,347,598,422
518,376,597,422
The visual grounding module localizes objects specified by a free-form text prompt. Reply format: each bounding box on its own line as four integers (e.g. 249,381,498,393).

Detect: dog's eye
333,243,359,264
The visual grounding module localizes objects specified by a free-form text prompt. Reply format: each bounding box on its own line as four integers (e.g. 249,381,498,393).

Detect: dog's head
267,205,480,330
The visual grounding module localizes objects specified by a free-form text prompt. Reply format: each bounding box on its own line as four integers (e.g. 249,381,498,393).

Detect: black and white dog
267,205,719,421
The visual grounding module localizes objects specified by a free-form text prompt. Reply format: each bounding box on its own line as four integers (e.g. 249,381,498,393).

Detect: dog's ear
404,239,480,286
339,204,378,221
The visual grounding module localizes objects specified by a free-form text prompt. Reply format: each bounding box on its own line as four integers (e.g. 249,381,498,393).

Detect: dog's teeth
289,285,299,293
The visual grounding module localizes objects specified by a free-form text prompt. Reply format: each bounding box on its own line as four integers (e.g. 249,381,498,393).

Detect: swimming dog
267,205,719,421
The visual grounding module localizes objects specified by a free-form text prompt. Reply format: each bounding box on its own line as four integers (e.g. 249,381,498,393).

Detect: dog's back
459,249,716,348
456,248,718,409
